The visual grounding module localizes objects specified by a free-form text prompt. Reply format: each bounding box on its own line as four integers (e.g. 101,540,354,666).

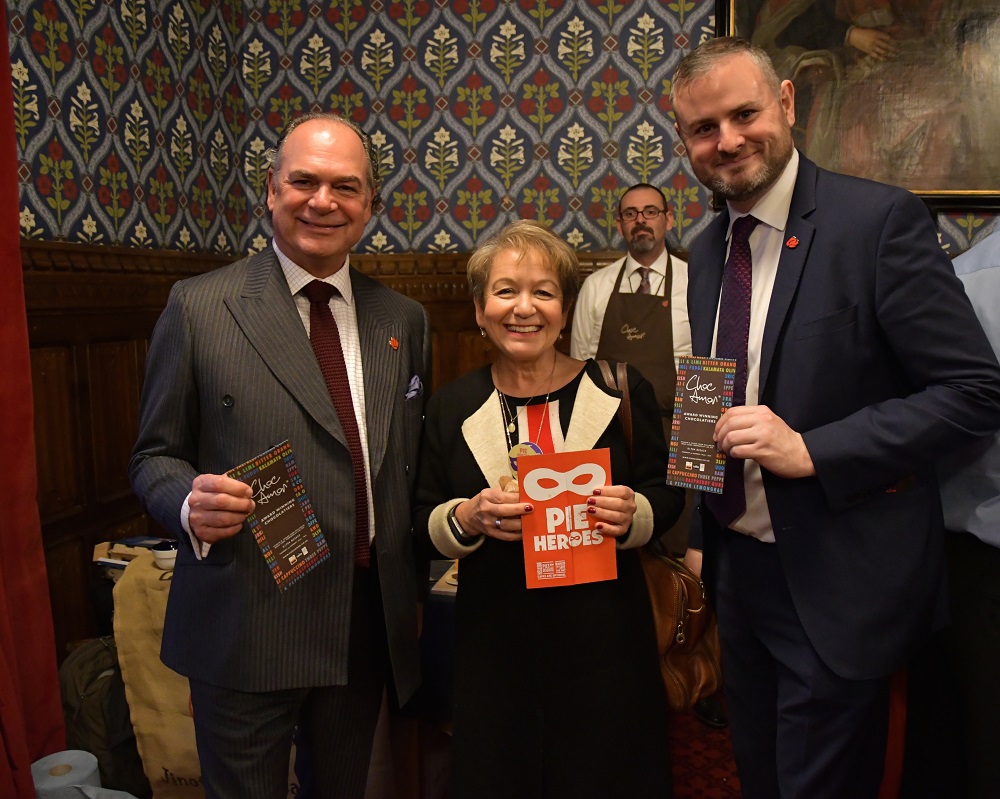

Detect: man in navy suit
671,37,1000,799
130,114,430,799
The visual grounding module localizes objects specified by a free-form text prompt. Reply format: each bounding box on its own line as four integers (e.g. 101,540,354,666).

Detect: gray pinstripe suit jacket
129,247,431,702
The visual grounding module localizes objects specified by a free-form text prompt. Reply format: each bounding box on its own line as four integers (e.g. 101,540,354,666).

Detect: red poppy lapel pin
389,337,399,350
786,236,800,249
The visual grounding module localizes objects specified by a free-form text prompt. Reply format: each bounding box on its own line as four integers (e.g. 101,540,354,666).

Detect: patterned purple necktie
636,266,652,294
304,280,370,568
707,215,760,529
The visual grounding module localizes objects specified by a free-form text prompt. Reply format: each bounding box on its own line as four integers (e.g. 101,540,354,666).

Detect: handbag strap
596,360,632,460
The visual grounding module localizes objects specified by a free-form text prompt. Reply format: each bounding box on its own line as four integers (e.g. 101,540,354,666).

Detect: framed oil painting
721,0,1000,206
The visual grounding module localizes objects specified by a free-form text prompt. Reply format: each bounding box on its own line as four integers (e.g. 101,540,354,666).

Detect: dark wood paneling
22,240,619,659
23,242,230,659
31,346,82,520
458,328,495,374
44,536,96,659
88,339,143,504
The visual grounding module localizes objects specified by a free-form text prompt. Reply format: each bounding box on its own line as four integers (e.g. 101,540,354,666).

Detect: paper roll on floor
31,749,100,798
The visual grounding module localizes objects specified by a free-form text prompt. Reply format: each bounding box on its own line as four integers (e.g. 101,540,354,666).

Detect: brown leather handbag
638,544,722,711
597,360,723,711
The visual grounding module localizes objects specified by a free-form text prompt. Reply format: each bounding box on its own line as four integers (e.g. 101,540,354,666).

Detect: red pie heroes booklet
519,448,617,588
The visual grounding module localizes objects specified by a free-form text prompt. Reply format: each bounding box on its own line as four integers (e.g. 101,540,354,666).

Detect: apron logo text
620,323,647,341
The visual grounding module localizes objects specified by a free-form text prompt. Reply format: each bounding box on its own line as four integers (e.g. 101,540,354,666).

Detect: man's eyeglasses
619,206,668,222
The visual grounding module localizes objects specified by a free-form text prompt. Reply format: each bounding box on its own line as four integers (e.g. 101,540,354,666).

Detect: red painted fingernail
593,488,602,495
587,506,597,514
596,523,604,530
524,504,533,512
587,497,596,506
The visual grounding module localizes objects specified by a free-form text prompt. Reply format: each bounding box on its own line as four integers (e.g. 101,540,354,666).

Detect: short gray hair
266,113,383,212
670,37,783,108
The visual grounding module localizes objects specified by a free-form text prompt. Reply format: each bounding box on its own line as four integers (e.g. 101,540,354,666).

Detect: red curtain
0,3,67,797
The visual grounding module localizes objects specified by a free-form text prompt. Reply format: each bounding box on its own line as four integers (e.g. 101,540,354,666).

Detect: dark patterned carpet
670,698,742,799
412,701,742,799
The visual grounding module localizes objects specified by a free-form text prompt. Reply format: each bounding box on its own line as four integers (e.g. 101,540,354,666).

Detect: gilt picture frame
720,0,1000,208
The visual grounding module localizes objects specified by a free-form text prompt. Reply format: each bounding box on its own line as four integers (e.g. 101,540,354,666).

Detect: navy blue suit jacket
689,154,1000,680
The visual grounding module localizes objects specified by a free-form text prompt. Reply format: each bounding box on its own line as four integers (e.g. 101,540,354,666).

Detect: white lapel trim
462,370,621,487
564,371,620,451
461,390,511,489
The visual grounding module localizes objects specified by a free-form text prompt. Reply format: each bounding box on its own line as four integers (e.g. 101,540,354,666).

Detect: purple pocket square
405,375,423,400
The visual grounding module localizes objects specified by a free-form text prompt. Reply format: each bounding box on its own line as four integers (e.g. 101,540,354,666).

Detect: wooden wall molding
20,240,232,274
21,240,621,273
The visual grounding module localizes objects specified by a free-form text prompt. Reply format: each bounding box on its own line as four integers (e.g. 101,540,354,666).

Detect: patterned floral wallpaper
9,0,997,256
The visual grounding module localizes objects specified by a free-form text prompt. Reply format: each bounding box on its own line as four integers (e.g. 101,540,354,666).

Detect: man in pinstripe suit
130,114,431,799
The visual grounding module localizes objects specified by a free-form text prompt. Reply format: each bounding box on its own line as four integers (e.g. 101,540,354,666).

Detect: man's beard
629,228,657,255
708,135,793,204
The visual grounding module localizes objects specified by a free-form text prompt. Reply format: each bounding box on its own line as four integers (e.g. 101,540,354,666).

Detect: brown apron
596,258,677,415
595,257,692,554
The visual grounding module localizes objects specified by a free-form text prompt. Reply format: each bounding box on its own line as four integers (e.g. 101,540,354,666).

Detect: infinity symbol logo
522,463,607,502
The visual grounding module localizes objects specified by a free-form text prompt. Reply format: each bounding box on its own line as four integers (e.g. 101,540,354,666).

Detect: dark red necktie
707,215,760,529
303,280,370,568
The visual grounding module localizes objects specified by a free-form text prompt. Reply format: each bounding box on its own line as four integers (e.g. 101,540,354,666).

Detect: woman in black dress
414,220,682,799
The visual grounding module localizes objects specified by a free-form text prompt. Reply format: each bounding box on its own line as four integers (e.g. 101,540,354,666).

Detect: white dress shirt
713,149,800,543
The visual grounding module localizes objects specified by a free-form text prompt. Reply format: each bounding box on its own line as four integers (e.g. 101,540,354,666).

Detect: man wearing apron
571,182,692,554
571,185,729,729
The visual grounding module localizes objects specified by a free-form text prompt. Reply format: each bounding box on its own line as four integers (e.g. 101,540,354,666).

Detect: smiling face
616,186,674,262
673,53,796,213
267,119,373,277
475,247,569,368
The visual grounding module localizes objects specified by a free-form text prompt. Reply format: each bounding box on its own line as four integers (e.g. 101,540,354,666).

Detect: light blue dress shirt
939,230,1000,546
